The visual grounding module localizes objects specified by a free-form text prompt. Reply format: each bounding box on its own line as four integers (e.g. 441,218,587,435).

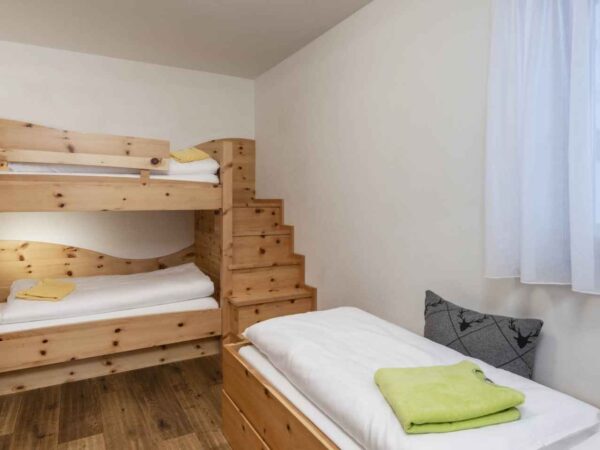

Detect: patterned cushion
424,290,543,378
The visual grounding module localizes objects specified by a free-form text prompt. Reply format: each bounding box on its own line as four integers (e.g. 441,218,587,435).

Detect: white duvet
244,307,600,450
1,263,214,324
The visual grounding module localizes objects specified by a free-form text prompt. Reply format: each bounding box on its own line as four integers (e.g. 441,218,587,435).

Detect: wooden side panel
232,264,304,295
0,175,222,212
0,337,220,396
233,298,313,333
233,207,282,233
0,241,195,302
195,210,223,296
0,119,169,170
197,139,256,203
0,308,221,373
232,235,294,266
223,343,336,450
222,391,270,450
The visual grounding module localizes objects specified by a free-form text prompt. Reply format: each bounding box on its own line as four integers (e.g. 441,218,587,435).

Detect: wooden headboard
0,241,196,302
0,119,170,171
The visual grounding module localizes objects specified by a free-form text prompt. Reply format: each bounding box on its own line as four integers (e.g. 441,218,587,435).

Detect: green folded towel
375,360,525,434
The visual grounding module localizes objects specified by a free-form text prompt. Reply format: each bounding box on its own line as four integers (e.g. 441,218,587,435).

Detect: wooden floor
0,356,230,450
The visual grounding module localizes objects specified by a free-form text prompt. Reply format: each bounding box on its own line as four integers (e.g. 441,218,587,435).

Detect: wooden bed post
220,142,234,342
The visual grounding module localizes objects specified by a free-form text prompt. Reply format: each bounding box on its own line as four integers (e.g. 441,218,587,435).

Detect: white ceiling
0,0,371,79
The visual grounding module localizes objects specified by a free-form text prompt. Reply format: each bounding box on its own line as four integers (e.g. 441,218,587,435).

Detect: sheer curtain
485,0,600,294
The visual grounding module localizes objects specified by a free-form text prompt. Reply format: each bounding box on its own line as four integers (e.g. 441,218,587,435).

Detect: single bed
223,307,600,450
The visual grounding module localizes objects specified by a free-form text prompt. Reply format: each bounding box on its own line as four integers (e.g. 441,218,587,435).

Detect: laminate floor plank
57,433,106,450
58,379,103,444
9,386,61,450
0,356,230,450
127,366,193,442
0,394,22,436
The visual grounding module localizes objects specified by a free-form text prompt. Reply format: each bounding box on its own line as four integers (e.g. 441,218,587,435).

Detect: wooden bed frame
223,341,338,450
0,119,223,211
0,119,238,394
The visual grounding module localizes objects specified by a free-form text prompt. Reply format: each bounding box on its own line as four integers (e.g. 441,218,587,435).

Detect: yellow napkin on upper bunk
16,279,75,302
170,147,210,163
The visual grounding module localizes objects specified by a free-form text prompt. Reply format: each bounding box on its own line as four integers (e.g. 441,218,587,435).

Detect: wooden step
233,226,292,238
229,257,302,271
233,207,282,234
232,264,304,296
229,286,314,307
233,199,282,208
232,234,294,267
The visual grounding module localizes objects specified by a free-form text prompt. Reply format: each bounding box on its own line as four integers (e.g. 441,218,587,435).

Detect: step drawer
232,297,313,333
233,207,282,233
232,235,293,266
232,265,304,295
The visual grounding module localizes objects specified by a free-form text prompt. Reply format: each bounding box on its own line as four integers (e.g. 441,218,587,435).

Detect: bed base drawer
223,390,270,450
223,342,337,450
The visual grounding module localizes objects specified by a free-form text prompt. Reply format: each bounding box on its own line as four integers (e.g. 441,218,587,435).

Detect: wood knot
259,248,266,255
67,144,75,153
25,123,33,128
178,322,184,327
114,328,121,333
150,157,160,165
40,350,46,356
42,339,48,344
112,341,119,346
66,271,73,276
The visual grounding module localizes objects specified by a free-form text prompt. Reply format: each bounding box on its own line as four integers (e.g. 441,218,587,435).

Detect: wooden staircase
197,139,316,340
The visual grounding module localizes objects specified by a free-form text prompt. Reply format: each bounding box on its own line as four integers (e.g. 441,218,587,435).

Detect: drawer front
234,297,312,334
223,390,270,450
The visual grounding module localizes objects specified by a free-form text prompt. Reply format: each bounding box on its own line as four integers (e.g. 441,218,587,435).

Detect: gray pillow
424,290,543,379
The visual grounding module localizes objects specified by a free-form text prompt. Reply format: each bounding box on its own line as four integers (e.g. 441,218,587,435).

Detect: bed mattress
4,157,221,183
2,263,214,324
243,307,600,450
0,296,218,333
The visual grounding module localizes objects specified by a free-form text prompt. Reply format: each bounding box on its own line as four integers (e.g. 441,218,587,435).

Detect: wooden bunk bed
0,119,235,394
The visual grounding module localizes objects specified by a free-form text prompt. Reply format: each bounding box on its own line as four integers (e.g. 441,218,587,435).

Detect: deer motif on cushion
508,319,541,349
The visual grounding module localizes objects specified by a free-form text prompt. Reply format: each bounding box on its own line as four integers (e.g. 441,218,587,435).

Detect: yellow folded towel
170,147,210,163
16,279,75,301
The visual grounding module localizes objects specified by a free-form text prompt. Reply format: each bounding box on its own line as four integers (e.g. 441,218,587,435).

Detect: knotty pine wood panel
0,118,168,158
0,175,222,212
0,309,221,373
0,338,220,396
197,139,255,203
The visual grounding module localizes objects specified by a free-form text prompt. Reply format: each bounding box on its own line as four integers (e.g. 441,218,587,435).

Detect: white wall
255,0,600,407
0,40,254,258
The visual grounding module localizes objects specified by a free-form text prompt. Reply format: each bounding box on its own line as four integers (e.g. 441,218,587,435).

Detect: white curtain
485,0,600,294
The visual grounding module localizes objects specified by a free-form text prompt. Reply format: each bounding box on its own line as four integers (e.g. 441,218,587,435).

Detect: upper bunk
0,119,233,212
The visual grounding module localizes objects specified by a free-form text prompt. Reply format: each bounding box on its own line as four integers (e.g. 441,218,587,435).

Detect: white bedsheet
0,296,218,333
2,263,214,324
0,170,219,184
244,307,600,450
8,157,220,176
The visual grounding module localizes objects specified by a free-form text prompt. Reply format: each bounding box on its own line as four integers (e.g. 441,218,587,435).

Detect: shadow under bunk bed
0,119,235,395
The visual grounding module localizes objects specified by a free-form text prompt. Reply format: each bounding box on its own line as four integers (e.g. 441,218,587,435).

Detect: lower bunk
0,241,225,395
223,308,600,450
